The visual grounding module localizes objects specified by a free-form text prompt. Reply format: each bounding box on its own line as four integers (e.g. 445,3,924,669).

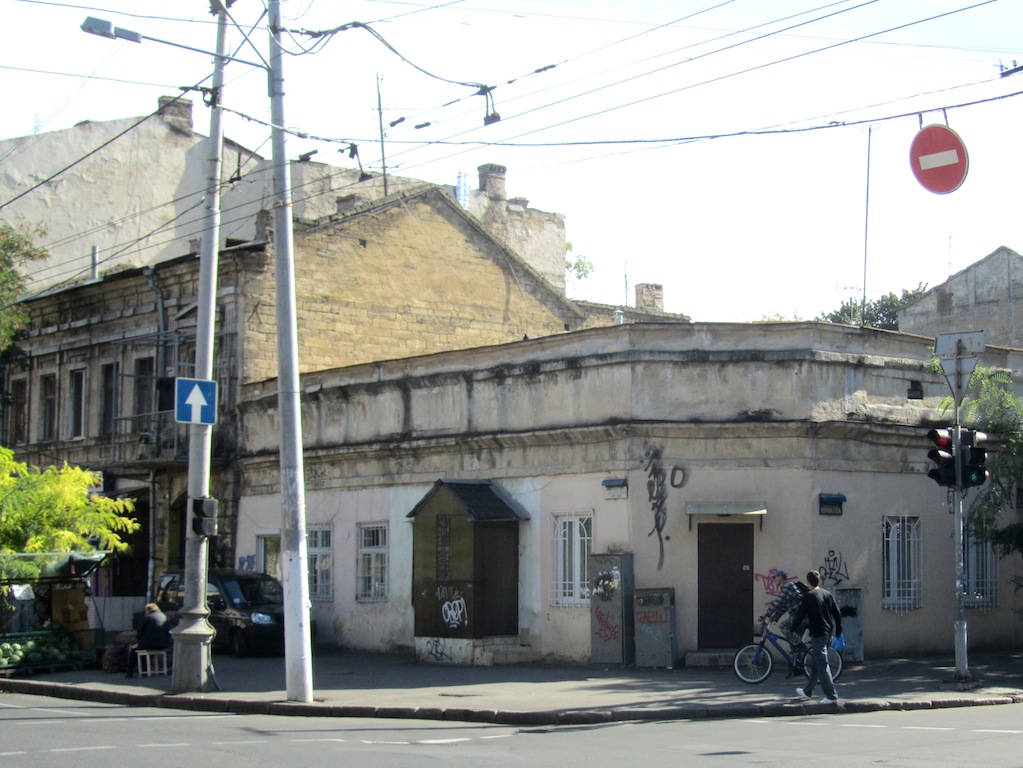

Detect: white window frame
964,526,997,608
552,511,592,607
883,515,922,609
356,523,388,602
307,524,333,601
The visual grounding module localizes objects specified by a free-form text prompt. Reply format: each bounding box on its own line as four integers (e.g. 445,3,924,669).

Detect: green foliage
959,368,1023,557
565,241,594,282
0,222,48,352
0,446,139,562
818,283,928,330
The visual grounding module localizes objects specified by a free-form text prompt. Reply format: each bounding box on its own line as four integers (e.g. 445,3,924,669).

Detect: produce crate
0,628,101,676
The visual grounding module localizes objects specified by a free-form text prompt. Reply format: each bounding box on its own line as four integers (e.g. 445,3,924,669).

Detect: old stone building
899,246,1023,348
2,113,683,629
235,322,1023,662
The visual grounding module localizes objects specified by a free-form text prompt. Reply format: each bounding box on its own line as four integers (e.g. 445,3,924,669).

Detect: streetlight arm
81,16,266,70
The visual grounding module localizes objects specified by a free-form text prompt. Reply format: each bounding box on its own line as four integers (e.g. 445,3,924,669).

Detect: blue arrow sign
175,377,218,425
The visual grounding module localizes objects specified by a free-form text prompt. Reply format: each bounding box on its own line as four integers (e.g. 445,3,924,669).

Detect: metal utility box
834,587,863,662
589,552,634,665
634,588,677,668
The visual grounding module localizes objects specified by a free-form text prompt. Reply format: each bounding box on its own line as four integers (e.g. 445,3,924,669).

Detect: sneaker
795,687,811,700
819,697,838,705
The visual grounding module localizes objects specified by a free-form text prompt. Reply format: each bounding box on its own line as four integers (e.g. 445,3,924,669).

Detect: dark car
155,569,288,657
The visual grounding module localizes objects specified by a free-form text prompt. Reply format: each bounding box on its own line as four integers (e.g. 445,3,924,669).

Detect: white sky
3,0,1023,322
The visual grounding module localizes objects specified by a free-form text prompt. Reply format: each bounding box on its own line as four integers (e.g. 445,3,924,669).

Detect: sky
3,0,1023,322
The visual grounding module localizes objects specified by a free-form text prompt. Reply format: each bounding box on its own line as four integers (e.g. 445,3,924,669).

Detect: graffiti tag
594,607,621,643
819,550,850,587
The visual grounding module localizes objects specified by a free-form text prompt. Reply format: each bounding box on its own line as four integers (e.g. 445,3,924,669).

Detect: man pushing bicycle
758,568,808,649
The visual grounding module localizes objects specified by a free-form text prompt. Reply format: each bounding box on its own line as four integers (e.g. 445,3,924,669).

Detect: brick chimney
478,163,507,201
158,95,193,135
635,283,664,313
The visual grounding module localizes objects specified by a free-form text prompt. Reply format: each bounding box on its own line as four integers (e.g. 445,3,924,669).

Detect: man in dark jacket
126,602,171,677
789,570,842,704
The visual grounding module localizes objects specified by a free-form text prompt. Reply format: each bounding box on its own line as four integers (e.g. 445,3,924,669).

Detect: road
2,692,1022,767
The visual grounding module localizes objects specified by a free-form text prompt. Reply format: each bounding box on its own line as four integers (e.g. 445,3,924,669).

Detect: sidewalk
2,650,1022,725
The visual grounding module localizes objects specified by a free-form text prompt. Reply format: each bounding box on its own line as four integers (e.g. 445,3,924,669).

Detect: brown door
475,522,519,637
697,523,754,648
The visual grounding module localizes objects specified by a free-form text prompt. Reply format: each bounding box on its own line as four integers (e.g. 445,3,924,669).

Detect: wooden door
697,523,754,648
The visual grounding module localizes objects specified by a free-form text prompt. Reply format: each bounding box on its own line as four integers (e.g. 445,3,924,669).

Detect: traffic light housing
960,430,989,489
192,496,219,537
927,428,955,487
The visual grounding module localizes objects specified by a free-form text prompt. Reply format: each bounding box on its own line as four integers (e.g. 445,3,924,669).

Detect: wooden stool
136,649,168,677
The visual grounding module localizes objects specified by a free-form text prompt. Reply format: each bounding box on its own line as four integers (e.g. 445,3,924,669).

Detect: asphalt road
4,691,1023,768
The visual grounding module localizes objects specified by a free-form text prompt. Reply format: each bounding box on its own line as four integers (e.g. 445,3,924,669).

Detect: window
10,379,27,445
883,515,922,609
133,357,155,434
308,525,333,601
100,363,119,439
257,534,282,581
553,512,592,606
357,523,388,601
40,374,57,441
68,369,86,438
964,526,997,608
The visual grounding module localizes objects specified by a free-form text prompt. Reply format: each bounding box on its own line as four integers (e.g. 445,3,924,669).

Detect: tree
818,283,927,330
0,221,49,353
565,241,594,283
0,447,138,579
959,368,1023,558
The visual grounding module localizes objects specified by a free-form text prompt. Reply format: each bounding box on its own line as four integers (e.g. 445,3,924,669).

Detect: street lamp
81,4,313,702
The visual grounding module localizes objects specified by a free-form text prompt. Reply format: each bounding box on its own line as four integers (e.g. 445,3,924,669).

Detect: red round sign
909,124,969,194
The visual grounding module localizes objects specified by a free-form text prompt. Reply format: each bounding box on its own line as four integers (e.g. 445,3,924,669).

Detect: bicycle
733,621,843,684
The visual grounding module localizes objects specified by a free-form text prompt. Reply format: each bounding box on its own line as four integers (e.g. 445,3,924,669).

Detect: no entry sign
910,124,969,194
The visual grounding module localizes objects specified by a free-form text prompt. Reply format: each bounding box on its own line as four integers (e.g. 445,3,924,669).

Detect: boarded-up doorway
697,523,753,648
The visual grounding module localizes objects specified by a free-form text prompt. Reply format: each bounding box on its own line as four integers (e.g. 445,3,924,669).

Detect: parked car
155,569,293,657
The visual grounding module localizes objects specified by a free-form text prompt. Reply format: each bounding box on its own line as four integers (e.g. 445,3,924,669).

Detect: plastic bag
831,633,846,651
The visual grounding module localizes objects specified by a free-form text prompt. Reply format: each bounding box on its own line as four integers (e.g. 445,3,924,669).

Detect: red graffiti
594,607,620,642
636,609,667,625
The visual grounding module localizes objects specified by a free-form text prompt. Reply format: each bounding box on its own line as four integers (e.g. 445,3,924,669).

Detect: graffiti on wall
424,637,453,662
594,606,621,643
643,444,687,570
238,555,256,571
437,585,468,629
755,568,786,597
819,550,850,587
592,567,621,602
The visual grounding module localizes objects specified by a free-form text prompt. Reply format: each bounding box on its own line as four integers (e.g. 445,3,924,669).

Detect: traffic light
192,496,219,537
960,430,989,489
927,427,955,486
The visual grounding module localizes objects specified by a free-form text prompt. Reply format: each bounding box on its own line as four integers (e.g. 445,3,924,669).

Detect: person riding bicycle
758,569,808,650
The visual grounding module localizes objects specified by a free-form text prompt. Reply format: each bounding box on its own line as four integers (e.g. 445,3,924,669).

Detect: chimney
635,283,664,313
158,95,193,135
478,163,507,201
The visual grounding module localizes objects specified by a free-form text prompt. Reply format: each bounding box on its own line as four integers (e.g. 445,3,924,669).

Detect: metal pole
171,6,226,693
952,351,969,680
268,0,314,703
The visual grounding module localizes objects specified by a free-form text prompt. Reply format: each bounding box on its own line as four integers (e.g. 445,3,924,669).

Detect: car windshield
219,575,285,606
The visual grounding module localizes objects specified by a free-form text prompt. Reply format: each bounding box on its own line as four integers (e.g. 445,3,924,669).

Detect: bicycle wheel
802,646,843,682
734,643,772,684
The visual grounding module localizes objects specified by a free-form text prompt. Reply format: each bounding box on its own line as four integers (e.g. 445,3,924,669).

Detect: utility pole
935,330,984,682
171,3,228,693
268,0,314,703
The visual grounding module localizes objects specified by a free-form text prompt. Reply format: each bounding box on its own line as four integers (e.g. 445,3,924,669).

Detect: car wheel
230,630,249,658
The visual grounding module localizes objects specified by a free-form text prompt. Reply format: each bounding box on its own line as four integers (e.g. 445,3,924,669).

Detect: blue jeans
803,634,837,700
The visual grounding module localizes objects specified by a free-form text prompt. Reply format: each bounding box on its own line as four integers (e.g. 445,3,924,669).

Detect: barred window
883,515,922,609
964,526,997,608
357,523,388,601
552,512,592,606
307,525,333,601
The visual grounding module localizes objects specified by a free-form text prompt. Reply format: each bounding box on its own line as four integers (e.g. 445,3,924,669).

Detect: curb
2,677,1022,725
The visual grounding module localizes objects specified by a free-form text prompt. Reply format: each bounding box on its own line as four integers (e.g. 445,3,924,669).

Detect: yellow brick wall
241,196,576,383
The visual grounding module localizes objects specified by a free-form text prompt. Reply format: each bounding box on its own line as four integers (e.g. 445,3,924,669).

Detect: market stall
0,551,108,675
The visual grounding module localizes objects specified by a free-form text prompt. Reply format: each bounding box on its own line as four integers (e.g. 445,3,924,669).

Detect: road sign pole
935,331,984,682
170,8,227,694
